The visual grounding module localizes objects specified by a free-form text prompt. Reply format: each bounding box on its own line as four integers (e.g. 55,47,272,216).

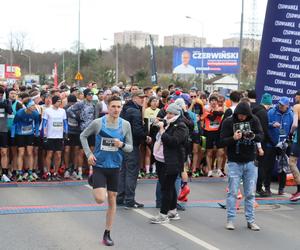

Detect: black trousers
262,147,286,191
156,161,178,215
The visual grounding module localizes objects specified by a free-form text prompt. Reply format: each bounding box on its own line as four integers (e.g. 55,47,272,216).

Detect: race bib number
210,121,220,129
100,137,118,152
53,118,63,130
21,125,32,134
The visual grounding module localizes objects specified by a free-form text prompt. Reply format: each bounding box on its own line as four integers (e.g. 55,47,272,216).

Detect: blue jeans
227,161,258,223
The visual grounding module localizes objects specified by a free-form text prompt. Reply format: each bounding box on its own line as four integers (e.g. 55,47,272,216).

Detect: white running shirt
43,107,66,139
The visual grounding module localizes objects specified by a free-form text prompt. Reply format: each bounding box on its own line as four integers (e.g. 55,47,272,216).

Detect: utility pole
238,0,245,89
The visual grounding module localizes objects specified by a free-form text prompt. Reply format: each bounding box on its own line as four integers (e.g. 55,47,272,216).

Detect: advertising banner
0,64,5,79
5,64,21,79
256,0,300,104
173,47,240,74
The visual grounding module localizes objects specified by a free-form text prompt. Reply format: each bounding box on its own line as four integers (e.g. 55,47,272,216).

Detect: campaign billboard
256,0,300,104
173,47,240,74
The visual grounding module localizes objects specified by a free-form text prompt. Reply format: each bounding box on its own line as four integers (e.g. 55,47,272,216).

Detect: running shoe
1,174,11,182
207,170,213,177
46,172,51,182
290,192,300,202
32,172,39,181
150,213,169,224
71,171,78,180
247,222,260,231
22,172,29,181
226,221,235,230
64,170,71,179
124,201,144,209
28,175,35,182
77,172,83,180
278,189,285,196
167,210,180,221
217,169,225,177
102,230,114,246
16,175,23,182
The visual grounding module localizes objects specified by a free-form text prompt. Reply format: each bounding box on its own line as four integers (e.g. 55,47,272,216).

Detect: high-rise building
223,37,261,51
114,31,159,48
164,34,206,47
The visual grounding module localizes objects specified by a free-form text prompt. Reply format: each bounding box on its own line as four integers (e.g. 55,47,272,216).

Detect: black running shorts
92,167,120,192
0,132,8,148
15,135,35,148
44,138,64,152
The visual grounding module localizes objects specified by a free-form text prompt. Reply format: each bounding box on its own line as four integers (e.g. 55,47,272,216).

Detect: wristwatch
121,142,126,149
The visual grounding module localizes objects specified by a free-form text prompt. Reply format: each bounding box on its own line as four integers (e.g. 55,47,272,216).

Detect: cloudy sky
0,0,268,52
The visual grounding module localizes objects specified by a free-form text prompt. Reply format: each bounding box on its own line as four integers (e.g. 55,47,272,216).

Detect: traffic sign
75,72,83,81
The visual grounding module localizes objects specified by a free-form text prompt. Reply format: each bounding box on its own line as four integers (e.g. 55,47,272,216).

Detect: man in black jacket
117,90,148,208
220,102,263,231
252,93,273,197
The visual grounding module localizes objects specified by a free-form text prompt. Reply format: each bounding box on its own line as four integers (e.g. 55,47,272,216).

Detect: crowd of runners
0,80,300,245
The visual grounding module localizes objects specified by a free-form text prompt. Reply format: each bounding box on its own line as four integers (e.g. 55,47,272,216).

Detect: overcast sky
0,0,268,52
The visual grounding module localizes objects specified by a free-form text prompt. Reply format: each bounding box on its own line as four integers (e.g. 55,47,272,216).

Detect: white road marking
84,184,219,250
134,209,220,250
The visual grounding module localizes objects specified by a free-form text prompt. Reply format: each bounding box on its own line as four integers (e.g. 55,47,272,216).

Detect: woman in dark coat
150,103,189,224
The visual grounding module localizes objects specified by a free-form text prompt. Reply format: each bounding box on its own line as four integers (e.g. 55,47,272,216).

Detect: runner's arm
122,121,133,153
63,119,68,134
80,119,102,158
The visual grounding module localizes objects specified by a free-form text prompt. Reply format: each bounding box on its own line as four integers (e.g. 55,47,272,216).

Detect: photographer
220,102,263,231
149,103,189,224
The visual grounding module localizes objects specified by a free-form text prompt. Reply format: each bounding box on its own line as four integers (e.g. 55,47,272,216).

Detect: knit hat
260,93,272,105
174,98,185,109
166,103,181,115
52,95,61,105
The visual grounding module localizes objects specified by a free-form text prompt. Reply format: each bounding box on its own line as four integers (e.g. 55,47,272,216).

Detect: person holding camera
220,102,263,231
150,103,189,224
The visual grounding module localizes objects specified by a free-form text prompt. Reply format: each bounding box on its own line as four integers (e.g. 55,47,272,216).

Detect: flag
149,35,158,85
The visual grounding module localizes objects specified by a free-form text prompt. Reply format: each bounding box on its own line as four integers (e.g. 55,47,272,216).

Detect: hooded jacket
267,105,293,147
220,102,263,163
252,104,274,146
120,100,147,146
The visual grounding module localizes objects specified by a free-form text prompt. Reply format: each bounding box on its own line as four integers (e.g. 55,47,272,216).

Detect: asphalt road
0,179,299,250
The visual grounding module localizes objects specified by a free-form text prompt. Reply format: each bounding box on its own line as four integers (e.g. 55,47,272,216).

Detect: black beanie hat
52,95,61,105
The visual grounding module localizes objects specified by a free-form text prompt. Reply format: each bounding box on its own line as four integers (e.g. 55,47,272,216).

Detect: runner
0,87,13,182
11,99,40,182
42,96,68,181
80,96,133,246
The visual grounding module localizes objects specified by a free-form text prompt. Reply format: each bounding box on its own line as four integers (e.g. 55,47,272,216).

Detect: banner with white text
256,0,300,104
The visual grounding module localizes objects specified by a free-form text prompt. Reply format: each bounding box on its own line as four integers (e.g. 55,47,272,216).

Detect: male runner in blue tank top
80,96,133,247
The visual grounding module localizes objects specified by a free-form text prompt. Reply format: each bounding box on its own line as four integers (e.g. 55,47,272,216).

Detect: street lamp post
238,0,245,89
185,16,205,92
77,0,81,86
21,52,31,75
103,38,119,84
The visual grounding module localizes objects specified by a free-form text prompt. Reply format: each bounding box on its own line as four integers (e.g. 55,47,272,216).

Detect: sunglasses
190,96,197,98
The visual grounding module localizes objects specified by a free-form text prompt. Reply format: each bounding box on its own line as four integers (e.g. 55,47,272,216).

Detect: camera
233,122,254,140
153,118,167,128
242,130,255,140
